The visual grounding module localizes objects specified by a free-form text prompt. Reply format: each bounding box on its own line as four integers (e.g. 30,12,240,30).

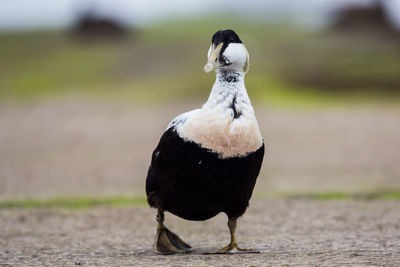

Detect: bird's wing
145,125,191,209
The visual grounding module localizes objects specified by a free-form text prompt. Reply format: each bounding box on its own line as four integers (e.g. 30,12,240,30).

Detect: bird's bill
204,43,223,73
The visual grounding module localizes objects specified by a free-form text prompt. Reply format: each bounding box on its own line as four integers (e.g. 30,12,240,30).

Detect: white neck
175,69,262,158
203,70,251,111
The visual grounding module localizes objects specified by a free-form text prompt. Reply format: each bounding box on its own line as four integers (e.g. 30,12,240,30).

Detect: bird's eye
229,37,234,42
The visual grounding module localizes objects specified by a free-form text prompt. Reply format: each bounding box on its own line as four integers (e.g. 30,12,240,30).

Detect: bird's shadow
131,248,262,257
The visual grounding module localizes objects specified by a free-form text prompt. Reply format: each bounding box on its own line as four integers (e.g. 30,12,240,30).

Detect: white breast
168,70,262,158
178,107,262,158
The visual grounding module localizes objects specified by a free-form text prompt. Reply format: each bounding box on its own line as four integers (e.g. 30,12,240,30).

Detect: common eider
145,29,264,254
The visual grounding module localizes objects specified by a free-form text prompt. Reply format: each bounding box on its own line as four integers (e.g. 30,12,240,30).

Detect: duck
145,29,265,254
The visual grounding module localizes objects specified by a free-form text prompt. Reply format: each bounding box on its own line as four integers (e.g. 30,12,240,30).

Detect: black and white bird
145,29,265,254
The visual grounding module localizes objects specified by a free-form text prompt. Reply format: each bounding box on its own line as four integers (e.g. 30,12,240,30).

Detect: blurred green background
0,0,400,204
1,0,400,105
2,19,400,105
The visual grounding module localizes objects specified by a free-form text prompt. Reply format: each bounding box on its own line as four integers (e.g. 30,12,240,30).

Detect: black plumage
146,127,264,221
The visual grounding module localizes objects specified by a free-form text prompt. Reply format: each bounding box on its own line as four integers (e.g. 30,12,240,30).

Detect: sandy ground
1,199,400,266
1,100,400,266
0,100,399,199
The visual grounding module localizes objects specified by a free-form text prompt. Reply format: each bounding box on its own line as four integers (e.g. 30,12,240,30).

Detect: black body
146,127,264,221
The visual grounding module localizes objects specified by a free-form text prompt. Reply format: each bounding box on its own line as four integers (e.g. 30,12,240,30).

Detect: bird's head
204,29,249,74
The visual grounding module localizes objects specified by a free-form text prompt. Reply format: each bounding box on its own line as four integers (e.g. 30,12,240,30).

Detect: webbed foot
154,212,191,254
204,242,259,254
203,217,259,255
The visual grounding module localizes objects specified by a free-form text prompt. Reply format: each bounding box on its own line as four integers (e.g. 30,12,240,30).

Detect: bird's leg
205,217,259,254
153,209,191,254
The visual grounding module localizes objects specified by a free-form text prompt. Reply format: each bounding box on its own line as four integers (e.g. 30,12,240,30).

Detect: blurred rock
73,10,128,39
331,0,399,38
